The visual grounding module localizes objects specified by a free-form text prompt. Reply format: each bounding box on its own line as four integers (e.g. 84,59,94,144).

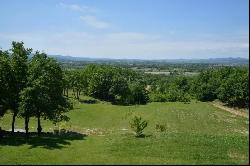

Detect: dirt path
211,102,249,119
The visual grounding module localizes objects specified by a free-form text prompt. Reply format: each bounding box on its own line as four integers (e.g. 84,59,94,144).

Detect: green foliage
149,93,168,102
87,65,115,101
192,70,218,101
192,67,249,108
0,41,73,134
217,68,249,108
0,50,11,117
1,42,32,132
149,76,192,103
127,81,149,105
9,41,32,110
64,64,149,105
19,52,72,134
130,115,148,137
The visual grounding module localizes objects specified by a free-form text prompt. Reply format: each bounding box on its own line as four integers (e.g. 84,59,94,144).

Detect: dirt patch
211,102,249,119
233,129,249,135
228,150,248,163
81,128,112,136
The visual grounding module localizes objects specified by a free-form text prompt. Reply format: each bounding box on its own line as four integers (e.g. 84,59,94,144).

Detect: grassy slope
0,99,249,165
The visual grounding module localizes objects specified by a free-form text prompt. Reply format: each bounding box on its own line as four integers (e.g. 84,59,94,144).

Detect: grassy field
0,98,249,165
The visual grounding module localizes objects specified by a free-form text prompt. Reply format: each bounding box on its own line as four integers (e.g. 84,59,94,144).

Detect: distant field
144,71,199,75
145,71,171,75
0,99,248,165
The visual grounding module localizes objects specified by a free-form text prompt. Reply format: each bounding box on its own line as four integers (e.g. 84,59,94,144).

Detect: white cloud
80,15,111,29
59,3,111,29
59,3,96,13
0,32,248,59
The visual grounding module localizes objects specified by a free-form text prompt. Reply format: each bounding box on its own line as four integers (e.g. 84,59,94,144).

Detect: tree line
64,63,249,108
62,64,149,105
192,66,249,108
0,42,72,137
144,66,249,108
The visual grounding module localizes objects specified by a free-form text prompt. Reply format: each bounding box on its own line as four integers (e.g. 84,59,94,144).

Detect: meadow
0,97,248,165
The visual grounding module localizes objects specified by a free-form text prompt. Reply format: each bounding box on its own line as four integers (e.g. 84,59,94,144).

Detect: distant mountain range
47,54,249,64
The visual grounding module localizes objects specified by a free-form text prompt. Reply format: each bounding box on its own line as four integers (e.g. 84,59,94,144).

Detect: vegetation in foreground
0,99,248,165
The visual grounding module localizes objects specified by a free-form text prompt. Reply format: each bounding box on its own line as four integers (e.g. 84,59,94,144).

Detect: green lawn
0,99,249,165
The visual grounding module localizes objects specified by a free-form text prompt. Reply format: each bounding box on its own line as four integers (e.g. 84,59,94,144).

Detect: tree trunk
11,111,17,134
37,114,42,136
25,116,29,139
73,89,75,98
77,90,79,100
66,88,68,97
0,127,2,138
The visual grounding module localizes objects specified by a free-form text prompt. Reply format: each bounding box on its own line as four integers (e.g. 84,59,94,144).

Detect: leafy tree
172,76,190,93
109,75,130,104
217,68,249,108
69,69,87,100
128,81,149,105
9,42,32,133
19,87,36,138
191,67,249,108
87,65,115,101
62,70,71,97
192,70,217,101
70,64,149,105
19,52,72,135
0,50,11,117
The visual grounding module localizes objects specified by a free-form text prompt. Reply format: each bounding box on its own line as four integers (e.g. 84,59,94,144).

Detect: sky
0,0,249,59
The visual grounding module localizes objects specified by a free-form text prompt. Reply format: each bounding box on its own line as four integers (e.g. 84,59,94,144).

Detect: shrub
149,93,168,102
130,116,148,137
155,124,166,132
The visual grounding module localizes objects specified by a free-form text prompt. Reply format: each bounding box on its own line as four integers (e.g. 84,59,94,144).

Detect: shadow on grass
79,99,98,104
0,130,87,150
135,134,152,138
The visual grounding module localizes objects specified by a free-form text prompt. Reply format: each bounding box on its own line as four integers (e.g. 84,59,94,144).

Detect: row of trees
60,62,248,108
192,67,249,108
63,64,149,105
0,42,72,137
144,66,249,108
147,75,192,102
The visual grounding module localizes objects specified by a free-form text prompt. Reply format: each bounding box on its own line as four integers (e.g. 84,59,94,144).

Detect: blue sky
0,0,249,59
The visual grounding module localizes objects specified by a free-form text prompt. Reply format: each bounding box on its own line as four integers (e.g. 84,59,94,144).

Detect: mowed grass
0,98,249,165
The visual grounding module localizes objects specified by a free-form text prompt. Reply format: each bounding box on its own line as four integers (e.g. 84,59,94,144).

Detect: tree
63,64,150,105
109,75,130,104
172,76,190,93
62,70,71,97
69,70,87,100
192,70,217,101
217,68,249,108
0,50,11,118
20,52,72,135
19,87,36,138
9,42,32,134
87,65,114,101
128,81,149,105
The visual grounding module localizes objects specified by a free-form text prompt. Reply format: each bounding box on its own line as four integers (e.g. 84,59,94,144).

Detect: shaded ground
0,130,87,150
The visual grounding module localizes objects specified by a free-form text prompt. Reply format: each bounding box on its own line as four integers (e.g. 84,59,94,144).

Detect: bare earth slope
211,101,249,119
